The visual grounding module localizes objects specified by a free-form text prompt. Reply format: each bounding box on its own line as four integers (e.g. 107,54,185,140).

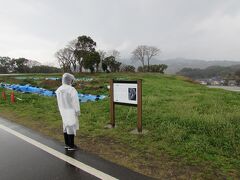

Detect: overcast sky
1,0,240,65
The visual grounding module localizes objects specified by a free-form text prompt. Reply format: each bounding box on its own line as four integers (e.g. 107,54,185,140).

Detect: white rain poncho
56,73,80,135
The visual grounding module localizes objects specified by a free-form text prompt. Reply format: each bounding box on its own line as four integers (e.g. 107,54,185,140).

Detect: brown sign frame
109,79,142,132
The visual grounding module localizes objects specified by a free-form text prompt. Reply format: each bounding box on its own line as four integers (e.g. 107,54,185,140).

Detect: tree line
0,57,61,73
1,35,168,74
55,36,123,73
177,65,240,79
56,35,168,73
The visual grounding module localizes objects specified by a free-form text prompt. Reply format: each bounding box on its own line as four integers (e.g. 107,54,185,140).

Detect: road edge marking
0,124,118,180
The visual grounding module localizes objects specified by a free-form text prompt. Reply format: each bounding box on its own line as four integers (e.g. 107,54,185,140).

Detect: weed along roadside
0,73,240,178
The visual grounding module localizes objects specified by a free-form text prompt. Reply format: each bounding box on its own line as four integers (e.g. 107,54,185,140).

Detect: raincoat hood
62,73,75,85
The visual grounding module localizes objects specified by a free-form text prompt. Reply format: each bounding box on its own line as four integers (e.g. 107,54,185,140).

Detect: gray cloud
1,0,240,64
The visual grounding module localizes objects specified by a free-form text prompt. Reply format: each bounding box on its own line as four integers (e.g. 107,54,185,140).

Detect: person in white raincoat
56,73,80,150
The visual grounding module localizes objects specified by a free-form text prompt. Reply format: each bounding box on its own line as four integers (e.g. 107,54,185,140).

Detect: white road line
0,124,118,180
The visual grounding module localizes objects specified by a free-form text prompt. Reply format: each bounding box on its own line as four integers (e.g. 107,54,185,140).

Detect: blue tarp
78,93,106,102
45,77,60,81
76,77,93,82
14,77,43,80
1,83,55,97
44,77,93,82
14,77,93,81
0,83,106,102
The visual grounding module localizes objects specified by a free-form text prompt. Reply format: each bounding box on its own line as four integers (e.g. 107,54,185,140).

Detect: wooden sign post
137,79,142,132
109,79,143,133
110,79,115,128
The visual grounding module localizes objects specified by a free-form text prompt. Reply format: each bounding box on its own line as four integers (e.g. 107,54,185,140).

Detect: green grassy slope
0,73,239,178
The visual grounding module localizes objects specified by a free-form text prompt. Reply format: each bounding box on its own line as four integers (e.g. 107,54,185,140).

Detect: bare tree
98,50,106,72
66,40,78,72
108,50,120,60
132,45,160,72
131,45,148,68
146,46,160,72
55,48,72,72
27,60,41,68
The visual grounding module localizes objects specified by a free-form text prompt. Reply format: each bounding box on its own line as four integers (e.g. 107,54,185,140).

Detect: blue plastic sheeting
45,77,60,81
0,83,55,97
76,77,93,82
0,83,106,102
78,94,106,103
45,77,93,82
14,77,43,80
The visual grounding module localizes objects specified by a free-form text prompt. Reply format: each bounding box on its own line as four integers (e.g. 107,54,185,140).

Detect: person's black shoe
64,145,70,149
67,145,78,151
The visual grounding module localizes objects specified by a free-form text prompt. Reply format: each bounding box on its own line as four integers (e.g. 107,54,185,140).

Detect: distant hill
121,57,240,74
176,64,240,79
150,58,240,74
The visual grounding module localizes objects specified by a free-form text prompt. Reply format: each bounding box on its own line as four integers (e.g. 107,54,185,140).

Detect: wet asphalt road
0,117,152,180
0,128,97,180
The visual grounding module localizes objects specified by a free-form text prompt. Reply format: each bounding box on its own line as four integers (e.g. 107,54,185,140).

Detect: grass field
0,73,240,179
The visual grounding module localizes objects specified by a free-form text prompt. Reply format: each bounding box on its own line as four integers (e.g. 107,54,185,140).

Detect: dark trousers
64,133,74,148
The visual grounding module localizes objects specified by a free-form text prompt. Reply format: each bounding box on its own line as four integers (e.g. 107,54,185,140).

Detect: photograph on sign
128,88,136,101
113,83,138,104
